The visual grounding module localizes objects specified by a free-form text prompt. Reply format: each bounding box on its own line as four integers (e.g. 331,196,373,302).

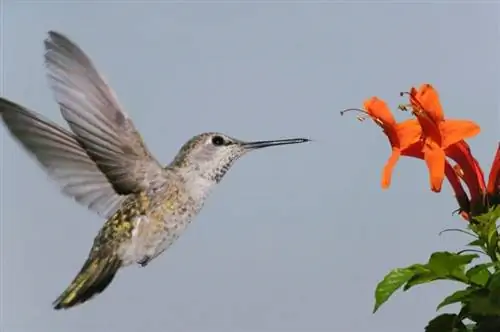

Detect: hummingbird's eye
211,135,225,146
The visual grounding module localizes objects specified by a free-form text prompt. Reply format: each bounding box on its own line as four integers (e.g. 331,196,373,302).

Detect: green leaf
474,205,500,223
474,206,500,233
466,264,492,286
475,214,492,224
428,252,478,279
475,317,500,332
437,288,476,311
467,239,485,247
402,254,483,292
408,263,433,273
403,270,439,291
488,271,500,290
489,205,500,221
373,267,415,313
467,288,500,316
469,296,500,316
425,313,465,332
487,271,500,308
428,252,478,273
486,224,498,255
472,207,500,239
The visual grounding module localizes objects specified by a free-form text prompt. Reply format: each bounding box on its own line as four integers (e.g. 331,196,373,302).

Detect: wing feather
44,31,163,195
0,97,126,218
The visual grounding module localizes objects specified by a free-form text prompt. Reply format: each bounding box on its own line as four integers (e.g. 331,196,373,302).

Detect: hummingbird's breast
118,177,210,266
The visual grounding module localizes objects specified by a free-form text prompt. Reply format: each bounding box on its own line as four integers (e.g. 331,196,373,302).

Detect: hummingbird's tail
53,255,122,310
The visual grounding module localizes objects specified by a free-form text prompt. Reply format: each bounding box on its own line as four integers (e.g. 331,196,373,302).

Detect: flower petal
415,84,444,122
423,143,446,192
364,97,397,127
381,149,401,189
413,111,443,145
402,142,424,159
440,120,481,148
445,162,470,215
396,119,422,150
446,141,485,201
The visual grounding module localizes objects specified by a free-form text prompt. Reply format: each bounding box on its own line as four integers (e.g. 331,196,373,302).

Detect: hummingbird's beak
241,137,311,150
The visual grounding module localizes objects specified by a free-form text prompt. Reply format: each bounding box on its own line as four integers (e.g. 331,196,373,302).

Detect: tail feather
53,255,122,310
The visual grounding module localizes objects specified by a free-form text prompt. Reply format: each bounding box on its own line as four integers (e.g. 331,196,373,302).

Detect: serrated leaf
373,268,415,313
466,264,492,286
437,288,476,311
425,313,465,332
428,252,478,279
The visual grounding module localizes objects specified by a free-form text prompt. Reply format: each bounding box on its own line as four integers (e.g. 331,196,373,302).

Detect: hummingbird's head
170,132,310,183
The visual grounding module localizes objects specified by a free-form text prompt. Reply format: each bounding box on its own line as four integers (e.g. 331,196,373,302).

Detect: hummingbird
0,31,310,310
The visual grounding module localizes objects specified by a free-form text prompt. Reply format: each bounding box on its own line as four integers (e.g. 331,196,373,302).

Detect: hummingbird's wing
43,31,163,195
0,98,127,218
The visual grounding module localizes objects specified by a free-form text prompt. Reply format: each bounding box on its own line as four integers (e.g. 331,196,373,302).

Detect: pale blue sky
1,2,499,332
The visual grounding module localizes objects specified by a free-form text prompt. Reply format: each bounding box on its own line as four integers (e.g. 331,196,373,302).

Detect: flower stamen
400,91,428,117
340,108,382,126
453,164,465,180
398,104,411,112
340,108,370,117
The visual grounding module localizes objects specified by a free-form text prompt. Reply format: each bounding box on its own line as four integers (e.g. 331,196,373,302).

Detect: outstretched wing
0,98,126,218
44,30,164,195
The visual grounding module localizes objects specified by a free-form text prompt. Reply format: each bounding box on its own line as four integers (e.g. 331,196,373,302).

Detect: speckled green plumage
94,192,150,252
52,192,150,309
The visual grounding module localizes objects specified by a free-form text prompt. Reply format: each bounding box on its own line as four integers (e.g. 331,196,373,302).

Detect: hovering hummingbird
0,31,310,310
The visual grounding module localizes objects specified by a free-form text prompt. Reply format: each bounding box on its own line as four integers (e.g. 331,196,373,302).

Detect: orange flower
407,84,481,192
447,141,486,211
362,97,422,188
343,82,494,222
446,162,471,219
450,143,500,221
454,142,500,222
398,141,471,218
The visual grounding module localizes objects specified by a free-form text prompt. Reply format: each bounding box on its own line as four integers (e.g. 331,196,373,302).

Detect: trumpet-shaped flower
407,84,481,192
343,82,498,222
342,97,421,189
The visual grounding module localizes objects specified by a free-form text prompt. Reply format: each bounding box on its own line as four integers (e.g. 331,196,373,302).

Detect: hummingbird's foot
137,256,151,267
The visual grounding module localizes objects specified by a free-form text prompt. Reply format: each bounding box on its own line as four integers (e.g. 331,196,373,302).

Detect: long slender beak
241,137,311,150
